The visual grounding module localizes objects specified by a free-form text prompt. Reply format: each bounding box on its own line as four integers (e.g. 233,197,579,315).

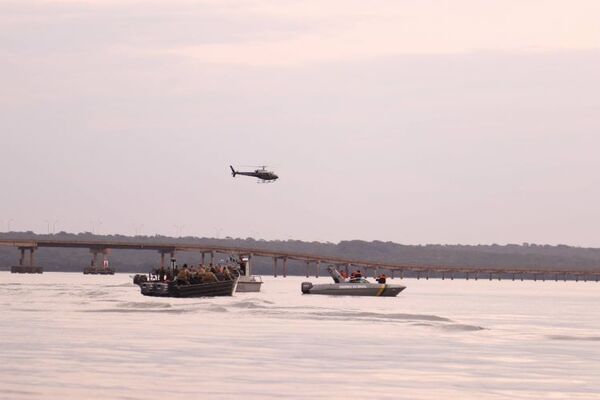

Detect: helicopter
230,165,279,183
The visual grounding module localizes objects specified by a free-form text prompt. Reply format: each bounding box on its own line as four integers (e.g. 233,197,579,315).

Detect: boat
134,259,239,297
84,259,115,275
83,266,115,275
139,278,238,298
236,275,263,292
234,255,263,292
301,267,406,297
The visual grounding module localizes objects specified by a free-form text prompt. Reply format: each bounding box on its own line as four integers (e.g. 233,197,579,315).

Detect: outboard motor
301,282,313,294
133,274,148,285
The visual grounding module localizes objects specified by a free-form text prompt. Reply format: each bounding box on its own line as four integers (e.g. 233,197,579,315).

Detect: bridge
1,238,599,281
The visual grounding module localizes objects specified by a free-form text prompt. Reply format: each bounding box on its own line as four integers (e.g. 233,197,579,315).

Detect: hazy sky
1,0,600,245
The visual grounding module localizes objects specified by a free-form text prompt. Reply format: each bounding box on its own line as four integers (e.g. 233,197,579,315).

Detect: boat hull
302,282,405,297
84,267,115,275
140,278,238,297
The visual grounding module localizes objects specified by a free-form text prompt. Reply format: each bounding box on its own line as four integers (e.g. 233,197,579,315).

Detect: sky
1,0,600,245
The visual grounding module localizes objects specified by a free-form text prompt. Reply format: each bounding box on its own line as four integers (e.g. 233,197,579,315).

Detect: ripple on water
228,300,270,309
117,302,172,309
207,305,229,313
83,290,111,298
439,323,485,332
81,308,193,314
547,335,600,341
311,310,452,322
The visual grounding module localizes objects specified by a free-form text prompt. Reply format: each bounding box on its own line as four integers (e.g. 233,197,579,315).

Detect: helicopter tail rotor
230,165,237,177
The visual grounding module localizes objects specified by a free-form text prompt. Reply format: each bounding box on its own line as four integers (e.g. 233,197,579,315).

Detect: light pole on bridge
90,220,103,235
45,219,59,235
133,224,144,236
173,224,185,238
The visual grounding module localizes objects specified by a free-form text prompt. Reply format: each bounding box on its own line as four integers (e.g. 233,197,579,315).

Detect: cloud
1,0,599,66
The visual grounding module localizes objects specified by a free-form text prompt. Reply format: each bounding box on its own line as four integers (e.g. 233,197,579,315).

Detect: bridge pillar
210,251,215,266
12,247,42,273
391,270,395,279
283,258,288,278
305,261,310,277
315,260,320,277
158,249,175,268
273,258,278,277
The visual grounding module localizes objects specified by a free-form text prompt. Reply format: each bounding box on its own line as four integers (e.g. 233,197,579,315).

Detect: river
1,272,599,399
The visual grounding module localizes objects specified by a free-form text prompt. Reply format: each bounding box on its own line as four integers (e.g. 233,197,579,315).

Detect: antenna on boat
170,257,177,277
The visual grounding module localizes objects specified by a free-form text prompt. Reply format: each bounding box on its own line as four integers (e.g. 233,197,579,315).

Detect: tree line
1,231,599,274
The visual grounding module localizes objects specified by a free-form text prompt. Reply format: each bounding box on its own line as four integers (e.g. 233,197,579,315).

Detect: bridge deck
1,238,599,277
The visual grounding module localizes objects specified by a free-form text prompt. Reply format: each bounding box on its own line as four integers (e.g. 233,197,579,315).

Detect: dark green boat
139,278,238,297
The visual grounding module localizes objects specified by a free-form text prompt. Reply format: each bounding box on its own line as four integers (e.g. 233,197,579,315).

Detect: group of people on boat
153,264,237,285
337,269,387,284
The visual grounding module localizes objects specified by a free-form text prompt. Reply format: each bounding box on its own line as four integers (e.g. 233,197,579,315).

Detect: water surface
1,272,599,399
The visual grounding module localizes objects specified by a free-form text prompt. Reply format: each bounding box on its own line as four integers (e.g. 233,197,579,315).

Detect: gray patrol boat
301,267,406,297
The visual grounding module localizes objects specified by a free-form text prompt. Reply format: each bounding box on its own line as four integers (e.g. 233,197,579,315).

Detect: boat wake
221,301,485,332
117,301,173,309
82,307,193,314
547,334,600,341
314,311,452,322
